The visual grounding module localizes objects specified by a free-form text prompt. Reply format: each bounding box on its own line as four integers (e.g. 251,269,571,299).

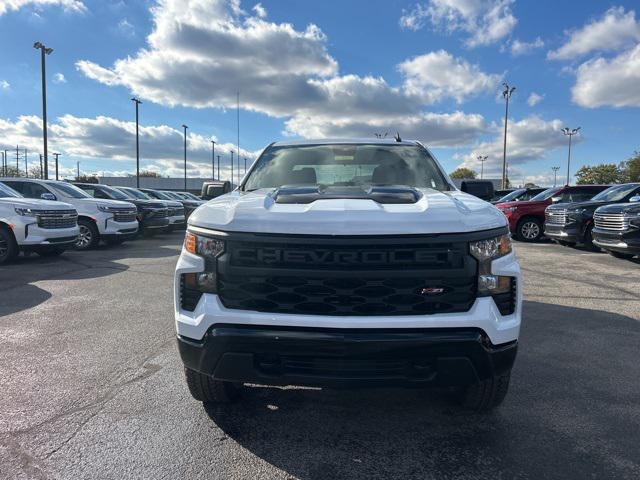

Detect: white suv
174,139,522,412
1,178,138,250
0,181,79,263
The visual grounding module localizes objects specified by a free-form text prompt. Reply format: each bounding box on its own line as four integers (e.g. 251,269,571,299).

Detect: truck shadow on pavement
203,300,640,480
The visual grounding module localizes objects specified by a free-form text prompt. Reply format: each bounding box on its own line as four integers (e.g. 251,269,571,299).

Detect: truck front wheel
0,227,18,265
184,368,241,403
452,371,511,412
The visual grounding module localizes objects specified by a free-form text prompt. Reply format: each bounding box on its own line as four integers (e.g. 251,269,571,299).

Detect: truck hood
75,198,136,209
596,202,640,215
189,188,507,235
4,198,76,210
548,200,608,211
496,199,549,209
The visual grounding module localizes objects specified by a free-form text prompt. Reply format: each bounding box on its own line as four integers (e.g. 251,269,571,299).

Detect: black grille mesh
180,276,202,311
492,278,517,316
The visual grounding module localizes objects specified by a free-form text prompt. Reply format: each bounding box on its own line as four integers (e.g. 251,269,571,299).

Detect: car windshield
497,189,526,202
531,187,562,201
147,190,172,200
183,192,201,200
591,184,640,202
0,182,22,198
51,182,92,198
162,191,183,200
100,185,130,200
120,188,151,200
243,143,450,191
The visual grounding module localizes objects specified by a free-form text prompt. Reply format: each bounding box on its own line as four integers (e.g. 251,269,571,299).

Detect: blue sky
0,0,639,185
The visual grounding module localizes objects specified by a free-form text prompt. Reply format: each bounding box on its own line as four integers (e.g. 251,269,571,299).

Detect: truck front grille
36,210,78,229
216,233,479,316
545,209,567,225
113,209,137,223
594,213,628,231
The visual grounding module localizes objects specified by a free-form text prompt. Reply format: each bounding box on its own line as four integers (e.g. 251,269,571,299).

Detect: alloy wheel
76,225,93,249
521,221,540,240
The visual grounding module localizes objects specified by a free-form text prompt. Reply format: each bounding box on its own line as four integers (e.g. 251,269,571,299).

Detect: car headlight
470,234,513,297
182,230,226,294
97,205,116,213
14,207,37,217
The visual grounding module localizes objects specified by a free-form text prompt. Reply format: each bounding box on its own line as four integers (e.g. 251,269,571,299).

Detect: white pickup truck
1,178,139,250
174,139,522,412
0,181,79,263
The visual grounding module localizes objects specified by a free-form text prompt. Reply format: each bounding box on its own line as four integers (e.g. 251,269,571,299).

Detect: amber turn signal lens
184,232,197,254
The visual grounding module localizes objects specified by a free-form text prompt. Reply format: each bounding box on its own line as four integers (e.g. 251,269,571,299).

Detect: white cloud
401,0,517,48
510,37,544,56
0,0,86,16
53,72,66,84
398,50,502,103
527,92,543,106
572,43,640,108
0,80,10,90
457,116,570,175
548,7,640,60
117,18,135,37
252,2,266,18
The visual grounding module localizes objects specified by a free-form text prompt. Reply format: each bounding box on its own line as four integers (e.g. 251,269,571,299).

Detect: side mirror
460,180,494,201
629,195,640,203
551,196,562,203
41,192,56,201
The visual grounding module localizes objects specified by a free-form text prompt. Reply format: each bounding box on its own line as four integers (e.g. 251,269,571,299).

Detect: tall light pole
182,125,188,191
230,151,234,186
211,140,216,180
561,127,580,186
53,153,60,180
76,161,80,179
552,166,560,187
477,155,487,179
244,157,247,175
1,151,4,176
34,42,53,179
217,154,220,182
501,82,515,189
131,98,142,188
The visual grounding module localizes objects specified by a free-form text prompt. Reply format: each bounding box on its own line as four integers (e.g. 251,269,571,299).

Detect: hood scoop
270,185,423,204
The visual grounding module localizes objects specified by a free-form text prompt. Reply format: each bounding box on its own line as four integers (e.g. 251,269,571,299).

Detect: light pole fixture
477,155,488,179
561,127,580,186
131,98,142,188
34,42,53,179
182,124,188,191
552,166,560,187
53,153,60,180
211,140,216,180
501,82,515,190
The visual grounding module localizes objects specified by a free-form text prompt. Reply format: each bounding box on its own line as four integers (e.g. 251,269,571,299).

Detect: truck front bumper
178,325,517,388
544,223,580,243
592,228,640,254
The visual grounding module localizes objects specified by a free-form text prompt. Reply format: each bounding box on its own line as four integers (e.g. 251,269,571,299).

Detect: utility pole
244,157,247,175
231,151,234,186
552,166,560,187
561,127,580,186
34,42,53,179
477,155,487,179
501,82,515,190
76,161,80,179
237,91,240,187
0,151,4,176
182,124,188,191
217,154,220,182
15,145,19,173
24,148,28,177
39,154,43,178
131,98,142,188
53,153,60,180
211,140,216,180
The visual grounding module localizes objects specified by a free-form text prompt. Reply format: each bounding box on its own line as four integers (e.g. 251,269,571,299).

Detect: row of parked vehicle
492,183,640,260
0,177,205,265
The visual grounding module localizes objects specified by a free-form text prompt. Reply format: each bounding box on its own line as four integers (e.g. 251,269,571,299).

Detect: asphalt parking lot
1,234,639,480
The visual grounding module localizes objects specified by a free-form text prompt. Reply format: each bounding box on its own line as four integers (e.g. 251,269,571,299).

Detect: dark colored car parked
592,199,640,259
140,188,203,220
544,183,640,249
495,184,609,242
74,184,171,235
137,188,187,230
491,187,545,204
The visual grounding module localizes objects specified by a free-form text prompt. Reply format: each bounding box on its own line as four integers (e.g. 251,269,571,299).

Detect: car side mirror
629,195,640,203
551,196,562,203
41,192,56,201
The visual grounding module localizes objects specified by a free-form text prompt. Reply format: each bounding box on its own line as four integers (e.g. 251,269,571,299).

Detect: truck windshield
51,182,92,198
591,183,640,202
530,187,562,201
100,185,130,200
120,188,151,200
0,182,22,198
243,144,450,191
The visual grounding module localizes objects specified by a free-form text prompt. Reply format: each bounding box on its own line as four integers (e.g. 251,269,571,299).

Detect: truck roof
271,138,420,147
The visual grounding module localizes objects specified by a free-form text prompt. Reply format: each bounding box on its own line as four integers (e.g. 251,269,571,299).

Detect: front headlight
97,205,115,213
182,231,226,294
14,207,37,217
470,234,513,298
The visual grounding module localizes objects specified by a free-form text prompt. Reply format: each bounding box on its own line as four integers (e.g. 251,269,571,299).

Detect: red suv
495,185,609,241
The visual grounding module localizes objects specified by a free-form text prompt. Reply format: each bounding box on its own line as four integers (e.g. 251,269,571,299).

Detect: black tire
516,217,543,242
582,225,600,252
36,247,67,257
0,227,19,265
75,218,100,250
184,367,241,403
452,371,511,412
608,250,635,260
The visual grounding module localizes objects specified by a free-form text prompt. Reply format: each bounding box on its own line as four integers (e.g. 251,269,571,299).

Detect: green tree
75,175,99,183
620,151,640,182
450,167,477,179
575,164,625,185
